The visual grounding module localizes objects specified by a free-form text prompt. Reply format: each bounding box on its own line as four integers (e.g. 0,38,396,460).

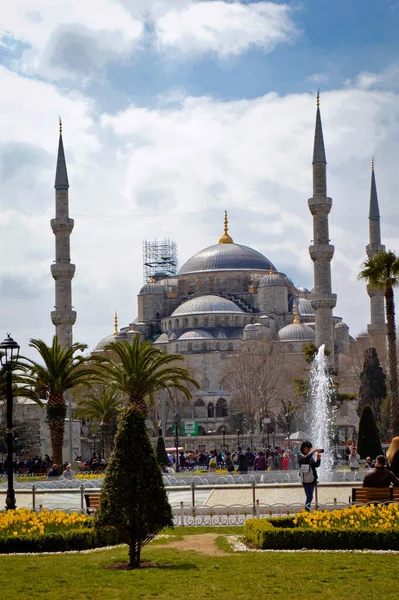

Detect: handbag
299,463,315,484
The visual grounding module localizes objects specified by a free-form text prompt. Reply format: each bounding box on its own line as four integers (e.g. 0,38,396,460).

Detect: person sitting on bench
362,455,399,487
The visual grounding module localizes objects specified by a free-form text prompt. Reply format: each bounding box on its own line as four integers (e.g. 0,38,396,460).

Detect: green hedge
244,519,399,550
0,526,120,554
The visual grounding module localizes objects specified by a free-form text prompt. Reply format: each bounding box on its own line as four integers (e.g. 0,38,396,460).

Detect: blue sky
0,0,399,354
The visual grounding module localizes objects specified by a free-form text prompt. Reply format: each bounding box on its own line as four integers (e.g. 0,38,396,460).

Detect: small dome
94,333,118,352
297,297,315,316
178,330,214,340
171,295,243,316
259,272,287,287
154,333,169,344
297,286,310,293
168,333,177,341
277,323,315,342
244,323,263,331
139,281,164,295
335,321,349,329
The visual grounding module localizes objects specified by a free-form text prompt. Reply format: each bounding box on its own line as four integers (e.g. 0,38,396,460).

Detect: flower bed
0,509,118,553
244,505,399,551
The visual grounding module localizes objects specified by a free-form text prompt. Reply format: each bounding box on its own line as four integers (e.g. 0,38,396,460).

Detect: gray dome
179,243,275,275
154,332,169,344
94,333,118,352
244,323,263,331
139,282,164,295
259,272,287,287
297,297,315,316
297,286,310,293
171,295,243,316
179,330,214,340
277,323,315,342
335,321,349,329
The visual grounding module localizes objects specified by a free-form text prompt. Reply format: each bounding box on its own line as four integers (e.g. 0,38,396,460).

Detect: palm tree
24,336,101,466
75,386,123,459
99,336,200,417
359,250,399,435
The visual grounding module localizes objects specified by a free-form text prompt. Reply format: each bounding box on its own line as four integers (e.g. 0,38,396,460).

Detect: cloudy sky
1,0,399,357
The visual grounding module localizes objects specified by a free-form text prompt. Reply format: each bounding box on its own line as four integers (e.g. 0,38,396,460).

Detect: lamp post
91,433,99,458
221,427,226,449
236,429,240,449
0,334,20,511
173,413,180,473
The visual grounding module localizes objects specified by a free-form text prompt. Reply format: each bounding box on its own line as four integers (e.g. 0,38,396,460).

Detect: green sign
183,420,198,436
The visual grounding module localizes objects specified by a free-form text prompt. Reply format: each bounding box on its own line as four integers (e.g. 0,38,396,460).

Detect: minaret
50,118,76,348
366,158,385,334
308,92,337,359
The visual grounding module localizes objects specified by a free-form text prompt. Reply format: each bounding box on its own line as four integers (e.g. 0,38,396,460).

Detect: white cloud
155,1,297,57
1,63,399,357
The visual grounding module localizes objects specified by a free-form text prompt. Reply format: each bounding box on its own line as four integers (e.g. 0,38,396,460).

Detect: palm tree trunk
385,286,399,436
103,424,112,460
47,394,66,468
130,396,147,417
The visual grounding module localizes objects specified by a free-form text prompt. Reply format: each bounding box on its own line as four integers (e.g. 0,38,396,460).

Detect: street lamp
0,334,20,511
91,433,99,458
236,429,240,449
221,426,226,449
173,413,180,473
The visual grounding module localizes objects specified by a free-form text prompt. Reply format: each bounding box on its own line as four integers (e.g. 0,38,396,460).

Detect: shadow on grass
103,561,198,571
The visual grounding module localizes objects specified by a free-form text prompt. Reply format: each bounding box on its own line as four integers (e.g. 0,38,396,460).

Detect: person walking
297,441,322,512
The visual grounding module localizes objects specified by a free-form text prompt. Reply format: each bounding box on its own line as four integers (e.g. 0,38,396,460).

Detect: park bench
84,493,102,515
352,487,399,504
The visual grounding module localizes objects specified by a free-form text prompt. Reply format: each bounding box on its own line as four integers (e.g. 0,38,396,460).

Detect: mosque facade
51,98,384,440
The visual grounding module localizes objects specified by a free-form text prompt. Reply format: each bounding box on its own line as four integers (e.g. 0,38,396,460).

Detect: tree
95,405,173,568
99,336,199,417
24,336,100,467
359,250,399,435
358,348,387,423
156,436,169,466
357,405,383,459
74,386,123,459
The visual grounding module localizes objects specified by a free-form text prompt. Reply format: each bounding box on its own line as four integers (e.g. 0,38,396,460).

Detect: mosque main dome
178,210,275,275
171,295,243,316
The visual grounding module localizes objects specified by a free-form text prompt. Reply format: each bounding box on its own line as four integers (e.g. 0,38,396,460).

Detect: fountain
309,344,335,481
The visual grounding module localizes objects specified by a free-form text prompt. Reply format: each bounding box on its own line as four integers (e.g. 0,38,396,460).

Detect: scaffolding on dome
143,239,178,283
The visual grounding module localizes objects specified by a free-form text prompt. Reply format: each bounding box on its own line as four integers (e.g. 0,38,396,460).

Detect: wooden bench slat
352,487,395,503
84,493,102,514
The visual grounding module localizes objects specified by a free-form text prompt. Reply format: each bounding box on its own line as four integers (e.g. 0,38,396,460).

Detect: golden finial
293,302,300,325
113,312,118,335
316,89,320,108
59,116,62,134
269,265,274,275
218,210,233,244
371,155,375,171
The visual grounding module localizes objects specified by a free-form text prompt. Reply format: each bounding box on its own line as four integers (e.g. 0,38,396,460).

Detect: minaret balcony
309,244,334,262
310,293,337,311
51,263,76,280
308,196,332,216
366,243,385,258
51,218,74,235
51,311,77,326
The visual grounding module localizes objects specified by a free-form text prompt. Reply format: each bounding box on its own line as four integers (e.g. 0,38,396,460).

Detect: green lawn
0,528,398,600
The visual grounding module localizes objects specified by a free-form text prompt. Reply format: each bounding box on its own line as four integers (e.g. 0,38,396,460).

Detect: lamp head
0,334,20,368
173,413,180,425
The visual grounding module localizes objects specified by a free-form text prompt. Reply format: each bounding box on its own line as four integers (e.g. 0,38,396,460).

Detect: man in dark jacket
363,455,399,487
297,441,322,512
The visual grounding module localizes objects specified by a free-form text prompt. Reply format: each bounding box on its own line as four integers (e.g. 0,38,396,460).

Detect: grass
0,527,398,600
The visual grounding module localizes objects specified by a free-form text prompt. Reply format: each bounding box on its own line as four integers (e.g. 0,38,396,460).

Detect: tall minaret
50,119,76,348
366,158,385,334
308,92,337,360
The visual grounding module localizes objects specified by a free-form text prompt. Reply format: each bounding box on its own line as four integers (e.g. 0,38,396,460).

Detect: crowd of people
161,445,299,473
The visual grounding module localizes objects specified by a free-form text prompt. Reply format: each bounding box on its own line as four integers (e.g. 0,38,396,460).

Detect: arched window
202,342,208,351
202,376,209,390
188,342,192,352
194,398,206,418
204,317,209,327
208,402,214,418
193,317,198,328
227,342,233,351
183,318,188,328
216,398,228,418
235,316,239,326
176,343,179,352
168,320,172,329
175,319,180,328
216,342,220,351
223,316,229,326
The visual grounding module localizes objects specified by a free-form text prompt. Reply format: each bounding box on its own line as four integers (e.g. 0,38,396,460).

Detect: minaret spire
51,120,76,349
366,157,385,335
308,93,336,361
218,210,233,244
113,312,119,335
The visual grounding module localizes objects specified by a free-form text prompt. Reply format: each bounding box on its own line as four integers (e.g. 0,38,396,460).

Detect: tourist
254,450,267,471
224,451,235,472
349,446,361,471
267,451,279,471
297,441,322,512
363,455,399,487
364,456,374,469
48,464,59,478
237,450,248,473
245,448,255,471
282,452,291,471
386,437,399,477
62,464,75,479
